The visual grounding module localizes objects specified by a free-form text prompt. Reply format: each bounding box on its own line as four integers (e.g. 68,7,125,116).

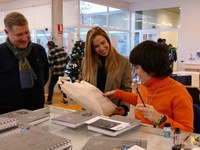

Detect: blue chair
193,104,200,133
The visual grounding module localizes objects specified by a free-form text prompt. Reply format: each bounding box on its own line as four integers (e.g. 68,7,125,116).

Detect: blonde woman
81,26,132,116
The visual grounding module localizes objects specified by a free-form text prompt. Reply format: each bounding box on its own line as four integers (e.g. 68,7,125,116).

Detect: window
63,28,76,51
35,30,51,53
134,8,180,30
0,32,5,44
109,31,129,57
109,7,129,30
132,7,180,47
80,1,107,27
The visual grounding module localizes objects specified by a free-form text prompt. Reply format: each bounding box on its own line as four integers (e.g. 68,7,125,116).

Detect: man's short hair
157,38,163,43
4,12,28,31
47,41,55,47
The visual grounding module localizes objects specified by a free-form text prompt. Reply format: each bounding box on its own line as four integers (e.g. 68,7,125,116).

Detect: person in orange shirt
104,40,194,132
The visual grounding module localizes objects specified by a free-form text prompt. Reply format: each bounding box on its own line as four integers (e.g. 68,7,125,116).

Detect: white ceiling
0,0,16,3
121,0,148,2
0,0,180,15
0,0,149,4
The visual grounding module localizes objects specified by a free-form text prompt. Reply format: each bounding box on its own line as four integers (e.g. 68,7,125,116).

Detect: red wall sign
57,24,63,34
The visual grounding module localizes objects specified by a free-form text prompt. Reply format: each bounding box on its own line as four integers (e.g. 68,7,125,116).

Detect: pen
136,87,146,107
183,134,191,142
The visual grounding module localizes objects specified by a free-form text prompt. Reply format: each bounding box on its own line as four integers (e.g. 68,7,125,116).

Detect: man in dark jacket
0,12,49,114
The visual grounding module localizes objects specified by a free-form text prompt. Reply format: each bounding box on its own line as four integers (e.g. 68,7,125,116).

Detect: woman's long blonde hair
82,27,121,84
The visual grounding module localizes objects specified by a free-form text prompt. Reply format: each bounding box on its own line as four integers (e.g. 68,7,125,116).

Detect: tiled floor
45,93,62,102
45,93,83,110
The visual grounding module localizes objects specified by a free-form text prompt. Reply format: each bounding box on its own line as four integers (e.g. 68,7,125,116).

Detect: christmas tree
66,40,85,82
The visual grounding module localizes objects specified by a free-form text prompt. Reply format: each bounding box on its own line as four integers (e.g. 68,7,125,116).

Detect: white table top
35,106,199,150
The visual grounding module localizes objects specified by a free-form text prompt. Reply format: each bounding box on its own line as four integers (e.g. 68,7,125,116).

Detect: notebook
81,137,147,150
86,115,141,137
0,127,72,150
0,117,20,139
0,109,50,126
51,110,98,128
0,117,18,131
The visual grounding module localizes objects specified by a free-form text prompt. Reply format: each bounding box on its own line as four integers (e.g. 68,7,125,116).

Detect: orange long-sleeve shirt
116,77,194,132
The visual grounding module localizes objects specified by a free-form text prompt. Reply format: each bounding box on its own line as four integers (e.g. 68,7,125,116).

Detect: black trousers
47,74,64,102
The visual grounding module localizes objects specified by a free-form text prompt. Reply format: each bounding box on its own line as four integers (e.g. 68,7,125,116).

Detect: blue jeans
47,74,64,102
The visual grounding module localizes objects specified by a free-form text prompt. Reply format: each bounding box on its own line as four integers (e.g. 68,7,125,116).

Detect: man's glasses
132,65,138,77
133,65,138,69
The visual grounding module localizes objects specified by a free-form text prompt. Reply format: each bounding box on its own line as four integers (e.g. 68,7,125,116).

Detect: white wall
0,0,77,29
0,12,4,30
63,1,77,28
3,5,51,30
0,0,51,31
160,31,178,71
129,0,200,71
178,0,200,69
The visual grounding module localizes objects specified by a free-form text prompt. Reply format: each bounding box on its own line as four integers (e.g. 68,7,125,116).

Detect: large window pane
109,8,129,30
134,11,143,30
133,7,180,30
109,31,129,57
0,32,5,44
36,30,51,53
63,28,76,51
134,32,139,46
80,1,107,27
132,7,180,47
30,30,36,43
80,28,89,41
63,28,88,52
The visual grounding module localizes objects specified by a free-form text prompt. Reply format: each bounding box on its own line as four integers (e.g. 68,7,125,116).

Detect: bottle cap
175,128,181,133
164,123,171,127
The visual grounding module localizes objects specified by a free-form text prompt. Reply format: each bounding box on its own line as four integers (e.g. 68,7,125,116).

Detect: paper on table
86,116,130,131
128,145,146,150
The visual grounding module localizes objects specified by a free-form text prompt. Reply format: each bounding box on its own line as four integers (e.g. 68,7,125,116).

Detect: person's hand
112,107,125,116
103,90,116,100
135,104,162,122
75,79,80,83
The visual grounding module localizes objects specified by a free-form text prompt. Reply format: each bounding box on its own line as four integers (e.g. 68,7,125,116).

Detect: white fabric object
57,76,71,84
60,80,117,116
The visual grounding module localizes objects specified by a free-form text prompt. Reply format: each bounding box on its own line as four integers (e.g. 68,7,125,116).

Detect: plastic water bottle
163,123,171,138
173,128,181,145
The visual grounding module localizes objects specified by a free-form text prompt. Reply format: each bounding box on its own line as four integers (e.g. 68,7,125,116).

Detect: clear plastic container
173,128,181,145
163,123,171,138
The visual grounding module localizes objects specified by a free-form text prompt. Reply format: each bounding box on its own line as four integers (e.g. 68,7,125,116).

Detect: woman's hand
75,79,80,83
103,90,116,100
135,104,162,122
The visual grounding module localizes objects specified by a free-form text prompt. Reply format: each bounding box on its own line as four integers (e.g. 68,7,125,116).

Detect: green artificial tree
66,40,85,82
